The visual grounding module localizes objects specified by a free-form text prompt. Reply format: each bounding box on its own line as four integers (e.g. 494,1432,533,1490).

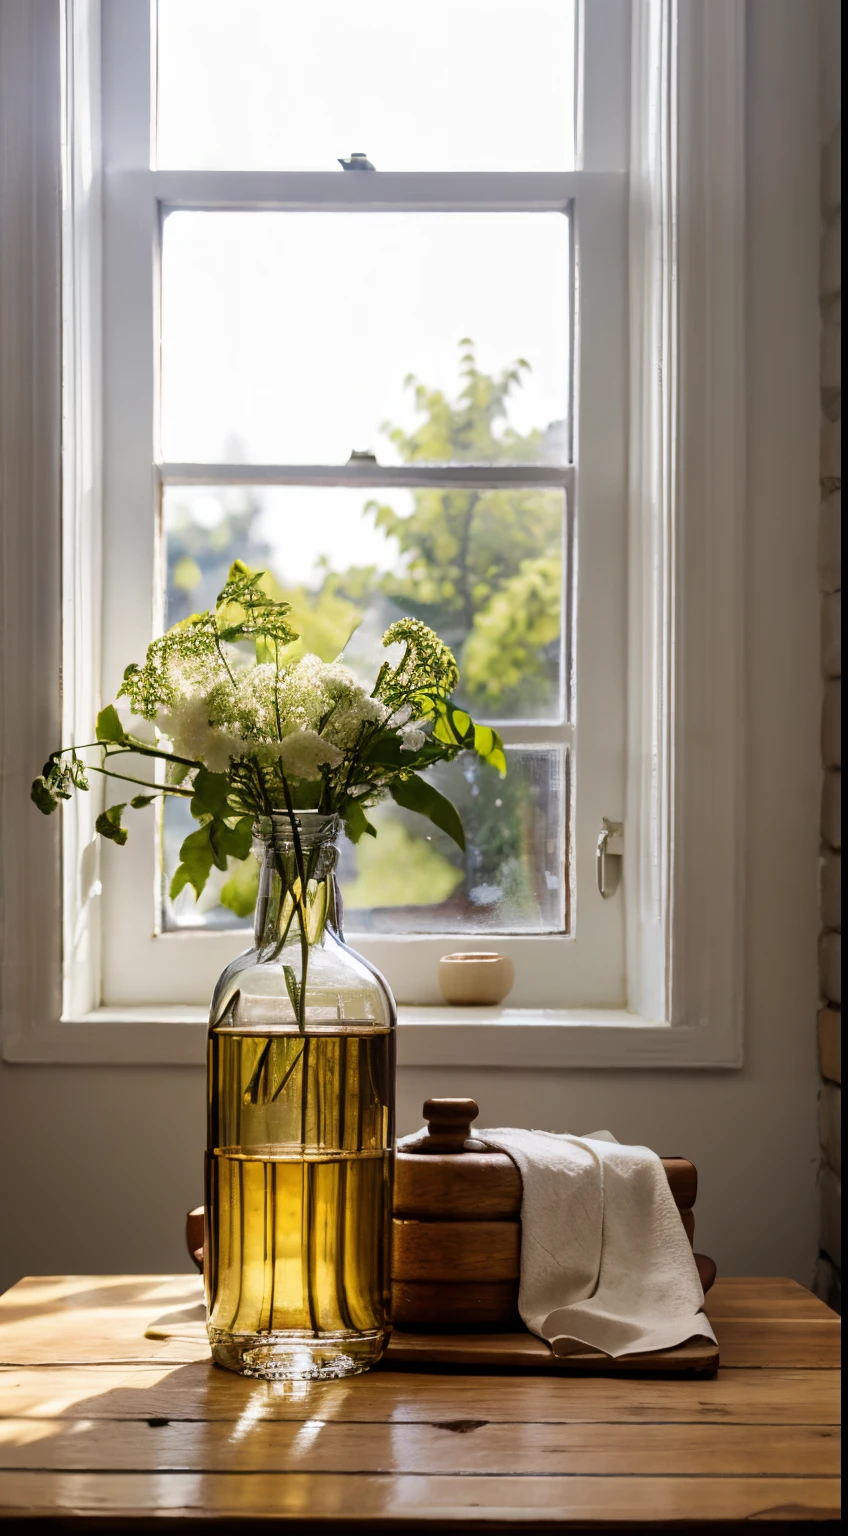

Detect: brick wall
813,0,841,1313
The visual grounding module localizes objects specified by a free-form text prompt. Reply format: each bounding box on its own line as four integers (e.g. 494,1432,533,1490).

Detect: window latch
347,449,378,464
596,818,624,898
338,152,376,171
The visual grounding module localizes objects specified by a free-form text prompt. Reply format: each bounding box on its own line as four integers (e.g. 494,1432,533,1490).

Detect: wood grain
391,1278,520,1329
393,1154,698,1221
0,1471,839,1525
1,1365,839,1425
0,1275,839,1529
395,1151,522,1219
0,1276,208,1366
0,1417,838,1477
709,1319,842,1369
704,1276,838,1319
391,1219,520,1282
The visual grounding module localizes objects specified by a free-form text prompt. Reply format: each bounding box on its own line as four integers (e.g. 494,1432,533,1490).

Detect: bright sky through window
161,211,571,467
156,0,577,172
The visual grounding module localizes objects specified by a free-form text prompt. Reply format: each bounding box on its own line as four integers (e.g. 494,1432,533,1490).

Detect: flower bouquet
32,562,504,1021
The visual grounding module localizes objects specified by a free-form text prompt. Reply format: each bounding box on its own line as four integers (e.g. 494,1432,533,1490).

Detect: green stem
51,740,201,770
113,743,201,769
276,767,310,1035
87,765,193,796
254,763,309,1030
213,634,237,687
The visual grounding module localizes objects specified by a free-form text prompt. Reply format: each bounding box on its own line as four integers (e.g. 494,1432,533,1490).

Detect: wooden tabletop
0,1274,839,1530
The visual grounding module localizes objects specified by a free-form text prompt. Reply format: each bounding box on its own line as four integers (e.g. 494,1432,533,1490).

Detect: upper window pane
160,211,571,465
156,0,576,172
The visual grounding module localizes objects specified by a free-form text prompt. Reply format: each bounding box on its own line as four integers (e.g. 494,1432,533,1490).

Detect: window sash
88,0,629,1009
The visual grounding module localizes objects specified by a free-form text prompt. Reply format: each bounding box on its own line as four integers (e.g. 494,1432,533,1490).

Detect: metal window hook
596,818,624,898
339,152,376,171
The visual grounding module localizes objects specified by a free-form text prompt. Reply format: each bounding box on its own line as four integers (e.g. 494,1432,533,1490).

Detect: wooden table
0,1274,839,1530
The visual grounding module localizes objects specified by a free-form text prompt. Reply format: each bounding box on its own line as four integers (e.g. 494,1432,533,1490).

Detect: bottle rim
253,810,341,852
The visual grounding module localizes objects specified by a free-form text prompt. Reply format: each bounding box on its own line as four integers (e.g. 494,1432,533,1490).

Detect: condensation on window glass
161,747,568,936
160,211,571,466
162,483,567,724
156,0,576,172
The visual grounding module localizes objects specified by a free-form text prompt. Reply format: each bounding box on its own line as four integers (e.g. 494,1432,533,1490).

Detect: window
97,0,630,1010
0,0,747,1066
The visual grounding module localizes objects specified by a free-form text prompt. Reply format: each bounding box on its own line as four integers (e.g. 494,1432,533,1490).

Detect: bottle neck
253,812,341,951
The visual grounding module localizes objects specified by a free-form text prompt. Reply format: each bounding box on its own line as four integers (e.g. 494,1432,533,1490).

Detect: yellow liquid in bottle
205,1027,393,1378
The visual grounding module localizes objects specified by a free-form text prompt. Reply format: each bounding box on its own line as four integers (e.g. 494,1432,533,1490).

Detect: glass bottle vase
204,811,396,1380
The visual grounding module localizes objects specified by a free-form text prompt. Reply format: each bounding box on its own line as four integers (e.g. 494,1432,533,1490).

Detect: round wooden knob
421,1098,483,1152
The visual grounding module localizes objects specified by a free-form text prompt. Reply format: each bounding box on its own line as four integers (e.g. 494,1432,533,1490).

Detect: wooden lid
395,1099,522,1220
400,1098,495,1155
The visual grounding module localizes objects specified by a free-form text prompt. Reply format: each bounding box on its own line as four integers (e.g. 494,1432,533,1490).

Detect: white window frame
97,0,629,1018
0,0,746,1070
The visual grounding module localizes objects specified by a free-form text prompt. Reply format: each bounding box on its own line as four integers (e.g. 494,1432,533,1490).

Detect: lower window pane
161,747,568,936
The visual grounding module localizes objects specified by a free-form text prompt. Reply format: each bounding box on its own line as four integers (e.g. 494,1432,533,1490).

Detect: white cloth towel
478,1128,716,1358
400,1126,716,1359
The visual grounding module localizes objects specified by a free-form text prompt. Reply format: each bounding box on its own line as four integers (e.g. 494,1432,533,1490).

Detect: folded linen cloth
474,1128,716,1358
398,1123,716,1358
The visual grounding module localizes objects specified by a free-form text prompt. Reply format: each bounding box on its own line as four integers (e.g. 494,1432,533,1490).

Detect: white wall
0,0,824,1293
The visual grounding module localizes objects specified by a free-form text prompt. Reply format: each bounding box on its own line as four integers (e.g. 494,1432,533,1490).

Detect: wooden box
391,1098,712,1331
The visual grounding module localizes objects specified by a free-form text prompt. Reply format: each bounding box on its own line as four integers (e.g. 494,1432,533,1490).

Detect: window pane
160,212,571,465
162,747,567,935
156,0,576,172
163,483,566,723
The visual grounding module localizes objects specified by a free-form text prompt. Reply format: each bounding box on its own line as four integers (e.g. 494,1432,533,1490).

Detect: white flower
158,698,246,773
399,721,428,752
275,729,343,781
206,664,281,741
323,696,388,750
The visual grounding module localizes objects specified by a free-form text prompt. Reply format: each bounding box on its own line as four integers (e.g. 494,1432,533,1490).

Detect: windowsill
2,1004,742,1069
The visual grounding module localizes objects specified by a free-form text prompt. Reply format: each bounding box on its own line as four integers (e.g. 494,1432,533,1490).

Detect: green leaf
344,800,377,843
389,775,466,851
190,767,232,820
432,701,473,749
215,562,299,651
30,776,59,815
213,814,254,862
130,794,157,809
361,732,446,771
168,761,192,786
220,853,261,917
96,803,128,845
69,754,90,790
172,823,217,898
473,723,507,775
171,814,254,902
282,964,302,1018
429,704,506,775
169,864,193,901
95,704,127,744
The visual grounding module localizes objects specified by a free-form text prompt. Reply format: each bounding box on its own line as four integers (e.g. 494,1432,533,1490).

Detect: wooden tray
383,1329,719,1376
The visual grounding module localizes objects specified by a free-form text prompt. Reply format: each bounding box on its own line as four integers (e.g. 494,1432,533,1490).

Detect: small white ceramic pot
438,951,516,1006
